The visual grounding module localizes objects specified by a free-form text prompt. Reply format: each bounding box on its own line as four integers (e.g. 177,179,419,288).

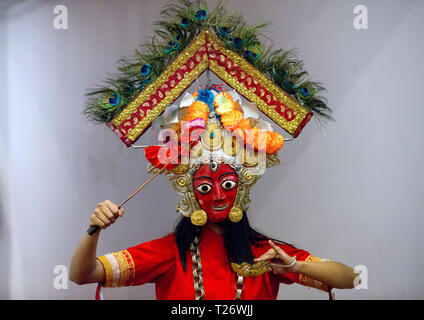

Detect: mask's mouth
211,203,230,211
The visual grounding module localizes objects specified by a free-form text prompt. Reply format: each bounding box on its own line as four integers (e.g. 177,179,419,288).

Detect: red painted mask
193,163,238,223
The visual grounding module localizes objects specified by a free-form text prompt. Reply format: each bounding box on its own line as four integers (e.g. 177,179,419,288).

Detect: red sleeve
97,233,176,287
126,234,176,285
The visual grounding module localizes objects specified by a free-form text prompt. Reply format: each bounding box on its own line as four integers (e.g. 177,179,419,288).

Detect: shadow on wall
0,0,24,300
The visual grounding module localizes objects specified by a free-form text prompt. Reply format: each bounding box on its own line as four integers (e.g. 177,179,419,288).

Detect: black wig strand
174,212,295,272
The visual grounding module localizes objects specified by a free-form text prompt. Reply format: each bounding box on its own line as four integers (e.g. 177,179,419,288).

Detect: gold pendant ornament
171,163,190,174
231,261,270,277
229,206,243,223
190,209,208,226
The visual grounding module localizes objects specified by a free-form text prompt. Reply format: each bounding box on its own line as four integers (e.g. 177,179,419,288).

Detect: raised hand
89,200,125,231
254,240,298,274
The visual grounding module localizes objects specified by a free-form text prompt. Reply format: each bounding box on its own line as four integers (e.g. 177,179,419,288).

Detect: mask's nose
211,183,226,202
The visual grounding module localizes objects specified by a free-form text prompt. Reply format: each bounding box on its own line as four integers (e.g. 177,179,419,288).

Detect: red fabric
95,283,103,300
145,145,180,170
125,226,312,300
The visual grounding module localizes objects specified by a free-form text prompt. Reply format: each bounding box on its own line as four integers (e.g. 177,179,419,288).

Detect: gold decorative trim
97,250,136,287
305,255,323,263
206,32,310,136
112,252,129,287
109,29,313,146
127,58,208,141
96,255,114,287
112,30,208,128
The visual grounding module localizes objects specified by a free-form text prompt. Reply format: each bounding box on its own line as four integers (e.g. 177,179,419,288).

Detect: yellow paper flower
214,92,235,115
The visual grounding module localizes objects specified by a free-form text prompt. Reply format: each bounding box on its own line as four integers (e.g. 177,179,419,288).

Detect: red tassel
95,283,103,300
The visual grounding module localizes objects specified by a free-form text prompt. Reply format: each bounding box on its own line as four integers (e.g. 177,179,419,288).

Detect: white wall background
1,0,423,299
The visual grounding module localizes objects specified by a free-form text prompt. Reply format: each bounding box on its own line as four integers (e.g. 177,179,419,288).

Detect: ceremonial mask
193,163,238,223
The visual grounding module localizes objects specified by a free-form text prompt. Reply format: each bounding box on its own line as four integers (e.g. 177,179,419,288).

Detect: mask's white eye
195,183,212,194
221,180,237,190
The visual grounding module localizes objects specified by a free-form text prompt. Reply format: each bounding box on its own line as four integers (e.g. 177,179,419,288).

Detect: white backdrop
1,0,423,299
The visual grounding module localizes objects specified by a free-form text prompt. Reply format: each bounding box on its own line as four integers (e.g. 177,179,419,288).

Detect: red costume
97,225,331,299
85,2,335,300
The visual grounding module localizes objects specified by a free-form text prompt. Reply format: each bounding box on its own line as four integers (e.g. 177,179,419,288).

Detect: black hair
174,212,295,272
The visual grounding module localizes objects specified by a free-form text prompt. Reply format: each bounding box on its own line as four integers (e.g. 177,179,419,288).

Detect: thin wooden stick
87,141,195,236
118,165,167,208
119,140,195,207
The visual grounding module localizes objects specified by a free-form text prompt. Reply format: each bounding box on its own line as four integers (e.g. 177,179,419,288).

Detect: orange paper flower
188,101,209,114
233,118,251,131
220,110,243,129
242,127,284,154
266,131,284,153
185,110,208,122
185,101,209,123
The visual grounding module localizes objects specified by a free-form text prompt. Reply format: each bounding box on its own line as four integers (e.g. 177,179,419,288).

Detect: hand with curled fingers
89,200,125,231
254,240,298,275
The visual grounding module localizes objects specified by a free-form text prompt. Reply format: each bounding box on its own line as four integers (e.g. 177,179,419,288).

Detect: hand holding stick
86,164,168,235
86,140,196,236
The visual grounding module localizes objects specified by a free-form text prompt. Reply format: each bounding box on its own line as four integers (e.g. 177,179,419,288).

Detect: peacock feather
83,0,333,124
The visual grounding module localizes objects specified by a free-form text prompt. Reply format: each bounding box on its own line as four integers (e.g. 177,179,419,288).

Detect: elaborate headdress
83,0,332,226
147,87,284,225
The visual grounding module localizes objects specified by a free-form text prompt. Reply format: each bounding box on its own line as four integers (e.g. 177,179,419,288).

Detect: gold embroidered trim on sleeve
96,250,136,287
298,255,330,292
113,250,136,286
96,255,114,287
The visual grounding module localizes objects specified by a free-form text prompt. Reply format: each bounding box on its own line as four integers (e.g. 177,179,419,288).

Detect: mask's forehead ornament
209,161,219,173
